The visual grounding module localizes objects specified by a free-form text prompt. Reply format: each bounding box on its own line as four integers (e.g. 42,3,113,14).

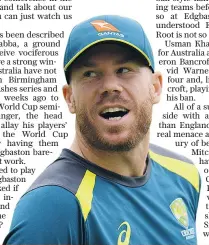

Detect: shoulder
149,143,193,164
149,143,200,193
4,186,85,245
3,149,90,245
26,148,88,195
19,185,80,211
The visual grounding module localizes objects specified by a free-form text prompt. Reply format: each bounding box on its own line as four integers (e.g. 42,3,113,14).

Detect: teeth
108,116,122,121
102,107,127,114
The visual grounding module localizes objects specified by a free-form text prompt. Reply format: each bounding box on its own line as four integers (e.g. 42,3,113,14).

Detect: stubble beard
75,92,153,152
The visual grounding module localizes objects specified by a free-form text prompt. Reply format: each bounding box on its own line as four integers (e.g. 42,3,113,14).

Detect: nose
99,74,123,96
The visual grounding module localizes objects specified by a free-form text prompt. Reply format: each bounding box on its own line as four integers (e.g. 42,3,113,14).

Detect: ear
62,84,76,113
152,71,163,104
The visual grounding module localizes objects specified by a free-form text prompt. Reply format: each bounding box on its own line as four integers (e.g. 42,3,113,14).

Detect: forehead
71,42,147,69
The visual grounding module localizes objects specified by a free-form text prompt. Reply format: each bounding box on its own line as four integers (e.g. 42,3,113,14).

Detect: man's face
64,43,162,152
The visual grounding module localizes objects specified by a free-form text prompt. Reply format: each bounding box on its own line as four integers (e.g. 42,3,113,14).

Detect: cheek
73,87,96,112
132,83,152,100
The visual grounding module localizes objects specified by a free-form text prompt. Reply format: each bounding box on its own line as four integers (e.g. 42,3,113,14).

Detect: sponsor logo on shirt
170,197,189,229
170,198,195,240
117,221,131,245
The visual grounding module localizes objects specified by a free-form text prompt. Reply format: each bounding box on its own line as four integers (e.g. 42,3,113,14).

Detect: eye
83,71,97,77
116,67,130,74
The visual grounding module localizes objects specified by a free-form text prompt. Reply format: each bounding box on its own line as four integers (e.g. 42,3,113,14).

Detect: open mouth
100,107,129,121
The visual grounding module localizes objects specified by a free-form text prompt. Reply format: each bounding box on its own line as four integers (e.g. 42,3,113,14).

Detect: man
4,15,200,245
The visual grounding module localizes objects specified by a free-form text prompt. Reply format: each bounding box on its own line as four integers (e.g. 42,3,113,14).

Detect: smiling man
64,42,159,177
4,15,200,245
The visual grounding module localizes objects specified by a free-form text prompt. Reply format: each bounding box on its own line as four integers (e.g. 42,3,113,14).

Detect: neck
70,132,150,177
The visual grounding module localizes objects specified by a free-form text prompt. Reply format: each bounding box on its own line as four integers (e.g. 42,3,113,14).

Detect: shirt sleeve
3,186,85,245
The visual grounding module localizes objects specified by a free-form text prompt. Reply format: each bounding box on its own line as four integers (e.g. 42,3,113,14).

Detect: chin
77,109,150,152
93,132,141,152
